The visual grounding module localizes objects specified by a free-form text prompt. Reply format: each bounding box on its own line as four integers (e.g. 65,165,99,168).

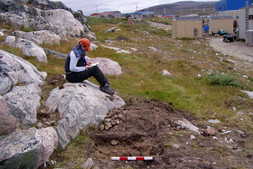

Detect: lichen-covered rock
3,83,41,128
0,96,17,135
0,50,46,95
46,81,125,148
0,127,58,169
12,30,61,45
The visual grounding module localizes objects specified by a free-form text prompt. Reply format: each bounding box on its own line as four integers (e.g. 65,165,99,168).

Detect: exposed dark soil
86,98,252,169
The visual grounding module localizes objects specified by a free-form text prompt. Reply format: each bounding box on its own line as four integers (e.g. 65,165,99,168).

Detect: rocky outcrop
12,30,61,45
5,36,47,63
0,96,17,135
0,0,90,38
0,127,58,169
3,83,41,128
45,81,125,148
0,50,47,95
44,48,67,58
90,57,122,76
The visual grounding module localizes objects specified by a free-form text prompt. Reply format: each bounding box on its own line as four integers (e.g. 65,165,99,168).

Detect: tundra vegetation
0,17,252,168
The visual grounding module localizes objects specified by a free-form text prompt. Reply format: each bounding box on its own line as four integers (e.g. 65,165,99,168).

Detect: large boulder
90,57,122,76
12,30,61,45
3,83,41,128
45,81,125,148
0,4,85,38
43,9,85,38
5,36,47,63
0,50,46,95
0,127,58,169
0,96,17,135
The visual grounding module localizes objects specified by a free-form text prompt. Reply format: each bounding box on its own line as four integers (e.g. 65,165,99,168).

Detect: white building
239,5,253,39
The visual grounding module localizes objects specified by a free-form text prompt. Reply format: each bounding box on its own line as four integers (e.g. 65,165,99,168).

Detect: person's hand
84,65,90,69
87,61,92,66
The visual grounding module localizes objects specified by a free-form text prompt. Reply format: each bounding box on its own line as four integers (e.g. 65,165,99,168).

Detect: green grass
207,72,243,88
87,17,127,25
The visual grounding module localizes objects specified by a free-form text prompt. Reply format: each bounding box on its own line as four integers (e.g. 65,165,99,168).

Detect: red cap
80,38,92,51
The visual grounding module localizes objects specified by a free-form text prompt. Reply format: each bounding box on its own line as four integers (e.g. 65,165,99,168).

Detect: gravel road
209,37,253,63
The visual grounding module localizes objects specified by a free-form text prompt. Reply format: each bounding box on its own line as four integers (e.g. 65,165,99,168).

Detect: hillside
0,1,253,168
139,1,216,15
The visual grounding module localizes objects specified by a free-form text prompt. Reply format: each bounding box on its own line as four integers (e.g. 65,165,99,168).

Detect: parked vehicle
223,33,236,43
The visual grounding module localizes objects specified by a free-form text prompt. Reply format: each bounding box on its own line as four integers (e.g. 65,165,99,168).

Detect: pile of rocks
99,108,126,131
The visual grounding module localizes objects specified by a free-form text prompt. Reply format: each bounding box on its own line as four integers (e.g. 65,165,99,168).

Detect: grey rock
0,127,58,169
0,50,46,95
237,111,244,115
44,48,67,58
45,81,125,148
0,96,17,135
0,0,15,8
105,27,117,33
241,90,253,99
43,9,85,38
3,83,41,127
177,118,200,135
161,70,172,76
0,4,85,38
111,140,119,146
208,119,221,124
12,30,61,45
5,36,47,63
16,37,47,63
89,57,122,76
81,158,94,169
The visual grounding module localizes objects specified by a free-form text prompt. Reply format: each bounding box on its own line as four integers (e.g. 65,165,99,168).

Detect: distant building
90,11,121,18
172,17,203,38
160,14,175,19
209,16,234,34
239,5,253,39
215,0,252,11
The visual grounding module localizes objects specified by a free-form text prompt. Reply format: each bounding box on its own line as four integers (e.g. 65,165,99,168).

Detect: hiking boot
100,83,115,95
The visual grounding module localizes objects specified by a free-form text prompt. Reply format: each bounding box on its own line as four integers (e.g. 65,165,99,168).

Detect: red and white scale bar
111,157,153,161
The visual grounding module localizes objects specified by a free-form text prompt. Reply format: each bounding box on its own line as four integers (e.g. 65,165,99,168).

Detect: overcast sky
51,0,217,16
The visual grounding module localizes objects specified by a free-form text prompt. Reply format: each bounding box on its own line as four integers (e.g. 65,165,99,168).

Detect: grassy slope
1,17,252,168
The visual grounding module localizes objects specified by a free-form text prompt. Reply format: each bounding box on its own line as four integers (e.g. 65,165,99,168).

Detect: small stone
190,135,196,140
116,120,120,125
173,144,180,148
232,107,236,111
237,111,244,115
99,125,105,130
104,118,111,122
111,140,119,146
208,119,221,124
111,120,116,125
198,142,204,147
105,122,112,130
37,122,43,128
81,158,94,169
44,122,50,126
206,127,216,136
118,114,124,119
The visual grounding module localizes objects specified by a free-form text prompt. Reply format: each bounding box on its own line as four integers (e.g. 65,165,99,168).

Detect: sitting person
64,38,115,95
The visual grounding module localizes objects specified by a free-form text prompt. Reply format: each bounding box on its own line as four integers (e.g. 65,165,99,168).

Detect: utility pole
246,0,249,31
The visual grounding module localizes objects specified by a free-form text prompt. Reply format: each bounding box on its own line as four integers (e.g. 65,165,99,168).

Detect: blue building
215,0,252,11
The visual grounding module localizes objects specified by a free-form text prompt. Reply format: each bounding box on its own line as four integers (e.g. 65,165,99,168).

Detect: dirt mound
86,99,229,169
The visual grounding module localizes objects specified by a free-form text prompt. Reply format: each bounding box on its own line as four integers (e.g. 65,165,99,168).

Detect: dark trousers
66,66,108,86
